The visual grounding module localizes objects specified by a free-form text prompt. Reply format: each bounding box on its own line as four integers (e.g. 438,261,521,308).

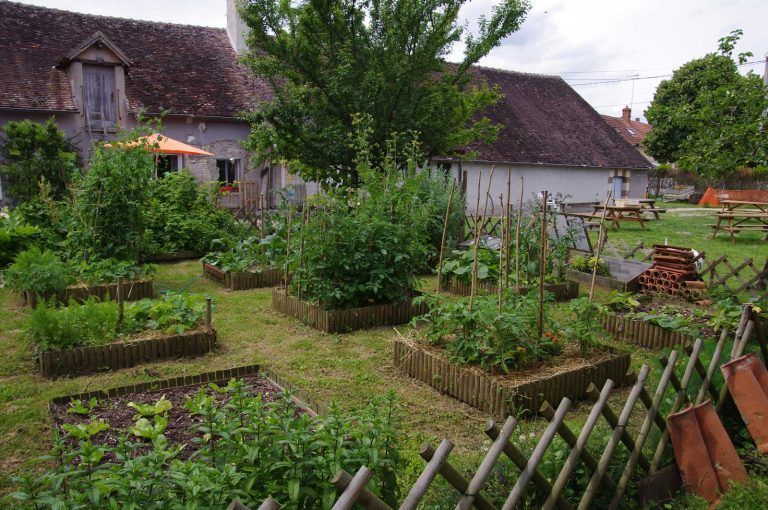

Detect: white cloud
19,0,768,119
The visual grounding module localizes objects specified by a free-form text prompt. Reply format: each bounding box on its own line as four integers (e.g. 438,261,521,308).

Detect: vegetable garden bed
272,287,428,333
599,310,697,349
440,278,579,301
24,279,155,308
202,262,282,290
565,255,651,292
38,326,218,378
393,336,630,417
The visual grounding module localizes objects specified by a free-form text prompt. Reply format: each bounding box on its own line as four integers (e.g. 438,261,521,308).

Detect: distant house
601,106,657,166
436,72,654,213
0,0,317,209
0,0,652,213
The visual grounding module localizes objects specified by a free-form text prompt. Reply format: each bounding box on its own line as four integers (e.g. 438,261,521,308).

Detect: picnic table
592,199,667,220
564,204,649,230
710,199,768,243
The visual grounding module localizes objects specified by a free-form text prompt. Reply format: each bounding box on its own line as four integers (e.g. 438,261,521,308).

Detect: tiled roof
0,0,270,117
601,107,652,147
459,67,652,169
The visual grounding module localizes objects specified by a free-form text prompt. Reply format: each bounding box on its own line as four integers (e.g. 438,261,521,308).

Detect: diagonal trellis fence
236,305,765,510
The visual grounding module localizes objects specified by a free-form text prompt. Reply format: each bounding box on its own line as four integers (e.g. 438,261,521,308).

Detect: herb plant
569,255,611,277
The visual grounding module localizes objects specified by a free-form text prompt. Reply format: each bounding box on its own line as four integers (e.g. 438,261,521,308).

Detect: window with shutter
83,64,117,129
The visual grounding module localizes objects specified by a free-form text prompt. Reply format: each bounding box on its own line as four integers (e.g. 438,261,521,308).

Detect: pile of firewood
637,245,705,299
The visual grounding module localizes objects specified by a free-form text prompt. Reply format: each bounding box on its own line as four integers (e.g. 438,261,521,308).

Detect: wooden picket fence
242,305,765,510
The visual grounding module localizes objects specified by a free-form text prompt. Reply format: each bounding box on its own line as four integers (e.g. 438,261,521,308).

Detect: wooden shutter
83,64,117,128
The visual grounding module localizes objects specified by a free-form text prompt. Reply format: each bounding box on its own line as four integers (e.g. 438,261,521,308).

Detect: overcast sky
17,0,768,120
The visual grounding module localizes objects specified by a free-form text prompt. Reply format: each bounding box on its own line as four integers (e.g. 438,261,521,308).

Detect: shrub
569,255,611,277
0,209,41,267
0,118,78,202
3,247,75,294
142,171,246,255
414,290,562,372
7,384,402,509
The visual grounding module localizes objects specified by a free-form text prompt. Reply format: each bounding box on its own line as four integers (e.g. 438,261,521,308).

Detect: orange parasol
105,133,214,156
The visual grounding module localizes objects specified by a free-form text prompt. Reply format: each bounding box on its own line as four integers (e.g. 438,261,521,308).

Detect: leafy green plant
414,290,562,372
3,247,75,294
559,297,606,354
0,209,41,267
7,381,402,509
124,292,208,335
708,299,743,332
128,396,173,418
66,398,98,416
201,233,286,272
75,258,156,286
606,291,641,312
569,255,611,277
441,246,500,284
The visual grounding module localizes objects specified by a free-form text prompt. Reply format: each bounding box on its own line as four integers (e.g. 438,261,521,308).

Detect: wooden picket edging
142,250,203,263
441,279,579,302
599,311,696,349
203,262,282,290
270,305,764,510
272,288,428,333
24,279,155,308
393,337,630,417
38,327,218,378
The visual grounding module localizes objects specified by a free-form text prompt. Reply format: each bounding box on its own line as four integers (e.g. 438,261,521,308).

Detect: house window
83,64,117,129
157,155,179,176
217,159,239,189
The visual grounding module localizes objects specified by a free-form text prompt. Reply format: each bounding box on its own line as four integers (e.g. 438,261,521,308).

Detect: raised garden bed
600,310,699,349
566,255,651,292
38,326,218,378
441,279,579,301
50,365,322,455
142,251,203,263
24,279,155,308
202,262,282,290
272,287,428,333
393,337,630,417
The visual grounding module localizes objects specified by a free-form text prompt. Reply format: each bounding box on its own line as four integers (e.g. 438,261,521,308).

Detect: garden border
392,337,631,417
38,327,218,378
24,279,155,308
272,288,428,333
142,251,203,263
599,311,696,349
441,279,579,301
202,262,282,290
50,364,326,417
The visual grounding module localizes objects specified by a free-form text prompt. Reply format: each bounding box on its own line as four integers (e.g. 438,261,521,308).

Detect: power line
594,100,652,108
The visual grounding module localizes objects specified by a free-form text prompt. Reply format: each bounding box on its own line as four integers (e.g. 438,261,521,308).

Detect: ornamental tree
644,30,768,183
239,0,530,184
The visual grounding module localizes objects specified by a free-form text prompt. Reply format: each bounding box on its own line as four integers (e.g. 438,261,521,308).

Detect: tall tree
644,30,768,184
239,0,530,184
0,118,78,202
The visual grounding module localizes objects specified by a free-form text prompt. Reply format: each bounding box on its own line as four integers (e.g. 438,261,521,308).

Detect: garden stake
471,166,495,309
435,178,457,294
297,207,310,300
284,206,292,289
259,194,265,254
468,171,483,311
498,193,504,311
588,190,613,303
515,176,524,293
205,297,212,333
537,190,547,340
499,167,512,289
117,276,124,324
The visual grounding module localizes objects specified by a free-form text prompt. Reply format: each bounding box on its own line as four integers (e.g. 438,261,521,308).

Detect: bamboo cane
435,178,457,294
498,193,504,311
589,190,613,302
297,207,310,300
471,166,495,300
537,191,548,340
515,176,524,293
504,168,512,290
468,172,483,312
284,207,293,290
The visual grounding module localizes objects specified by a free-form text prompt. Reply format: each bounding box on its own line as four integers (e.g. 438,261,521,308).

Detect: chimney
227,0,249,54
622,106,631,122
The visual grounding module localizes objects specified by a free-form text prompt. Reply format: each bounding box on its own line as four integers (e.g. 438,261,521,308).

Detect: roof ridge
470,63,564,80
2,0,226,31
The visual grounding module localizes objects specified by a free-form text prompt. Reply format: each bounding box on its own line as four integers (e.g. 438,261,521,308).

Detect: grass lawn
0,254,764,507
597,206,767,264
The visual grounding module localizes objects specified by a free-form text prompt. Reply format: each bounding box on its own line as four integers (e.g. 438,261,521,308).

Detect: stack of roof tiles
637,245,704,298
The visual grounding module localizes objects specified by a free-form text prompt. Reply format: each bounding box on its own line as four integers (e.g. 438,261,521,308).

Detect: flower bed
24,279,155,308
393,337,630,417
202,262,282,290
441,278,579,301
272,287,428,333
39,327,217,378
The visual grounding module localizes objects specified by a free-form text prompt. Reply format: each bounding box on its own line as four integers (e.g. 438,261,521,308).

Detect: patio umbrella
105,133,214,156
